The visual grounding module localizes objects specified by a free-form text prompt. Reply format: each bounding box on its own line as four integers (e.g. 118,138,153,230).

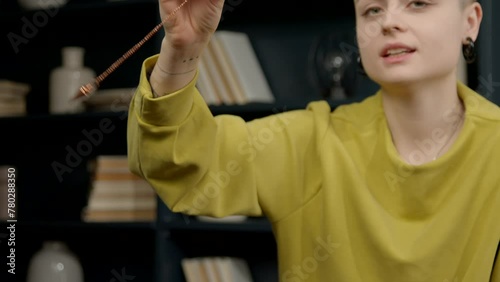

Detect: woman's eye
410,1,428,8
364,7,382,16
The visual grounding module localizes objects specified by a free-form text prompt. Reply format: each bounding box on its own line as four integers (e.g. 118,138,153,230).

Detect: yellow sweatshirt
128,55,499,282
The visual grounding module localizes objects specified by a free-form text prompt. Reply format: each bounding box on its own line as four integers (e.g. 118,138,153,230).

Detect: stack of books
83,155,157,222
182,256,254,282
197,30,275,106
0,80,30,117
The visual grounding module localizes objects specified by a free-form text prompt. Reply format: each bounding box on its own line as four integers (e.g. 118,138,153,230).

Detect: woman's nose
379,9,407,35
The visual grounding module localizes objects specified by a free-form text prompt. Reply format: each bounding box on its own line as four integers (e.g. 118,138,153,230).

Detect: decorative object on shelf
308,31,357,102
324,51,349,100
49,46,96,114
27,241,84,282
17,0,68,10
82,88,135,112
0,80,30,116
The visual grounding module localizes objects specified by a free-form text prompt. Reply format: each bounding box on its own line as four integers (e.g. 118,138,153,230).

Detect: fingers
158,0,186,18
158,0,224,46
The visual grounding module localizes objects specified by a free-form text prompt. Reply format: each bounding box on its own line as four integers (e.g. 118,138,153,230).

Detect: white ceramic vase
27,241,84,282
49,46,95,114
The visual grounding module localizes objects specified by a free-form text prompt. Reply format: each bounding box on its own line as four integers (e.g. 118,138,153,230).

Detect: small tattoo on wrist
155,63,196,76
182,56,199,63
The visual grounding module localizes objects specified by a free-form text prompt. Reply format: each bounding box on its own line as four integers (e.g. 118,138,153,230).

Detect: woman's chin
369,72,424,89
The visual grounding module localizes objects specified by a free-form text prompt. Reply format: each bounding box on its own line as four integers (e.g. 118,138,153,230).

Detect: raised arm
128,63,328,221
128,0,332,222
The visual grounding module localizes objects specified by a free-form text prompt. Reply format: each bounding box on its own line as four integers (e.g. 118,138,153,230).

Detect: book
93,170,145,181
200,257,223,282
213,30,275,104
84,154,157,222
181,257,254,282
209,35,248,105
0,80,29,116
94,155,129,168
214,256,253,282
0,80,30,96
197,52,222,106
89,180,155,197
182,258,210,282
82,208,156,222
203,40,236,105
86,197,156,210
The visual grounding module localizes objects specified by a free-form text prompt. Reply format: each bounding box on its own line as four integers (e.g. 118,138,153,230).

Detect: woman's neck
381,76,465,165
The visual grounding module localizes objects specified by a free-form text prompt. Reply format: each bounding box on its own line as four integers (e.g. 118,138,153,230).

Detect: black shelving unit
0,0,497,281
0,220,157,282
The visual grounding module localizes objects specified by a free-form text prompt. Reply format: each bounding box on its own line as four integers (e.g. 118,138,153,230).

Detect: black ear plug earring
462,37,476,64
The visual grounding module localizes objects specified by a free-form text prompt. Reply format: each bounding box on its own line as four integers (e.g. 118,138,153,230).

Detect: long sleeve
127,55,330,222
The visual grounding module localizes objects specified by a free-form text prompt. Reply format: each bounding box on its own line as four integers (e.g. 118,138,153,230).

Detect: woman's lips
380,43,416,64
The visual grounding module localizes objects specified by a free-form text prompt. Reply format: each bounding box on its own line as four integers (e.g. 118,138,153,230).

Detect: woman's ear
463,2,483,42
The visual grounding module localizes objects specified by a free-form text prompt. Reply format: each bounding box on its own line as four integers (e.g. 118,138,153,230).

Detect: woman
127,0,499,281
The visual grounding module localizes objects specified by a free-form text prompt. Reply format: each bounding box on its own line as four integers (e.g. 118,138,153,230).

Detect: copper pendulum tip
73,81,98,100
71,0,188,101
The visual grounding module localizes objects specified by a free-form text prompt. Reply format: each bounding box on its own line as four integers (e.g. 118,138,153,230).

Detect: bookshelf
0,0,495,281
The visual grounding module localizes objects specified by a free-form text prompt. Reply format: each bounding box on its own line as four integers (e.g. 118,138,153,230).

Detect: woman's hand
150,0,224,96
159,0,225,49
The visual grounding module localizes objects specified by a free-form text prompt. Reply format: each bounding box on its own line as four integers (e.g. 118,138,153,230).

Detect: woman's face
354,0,478,88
